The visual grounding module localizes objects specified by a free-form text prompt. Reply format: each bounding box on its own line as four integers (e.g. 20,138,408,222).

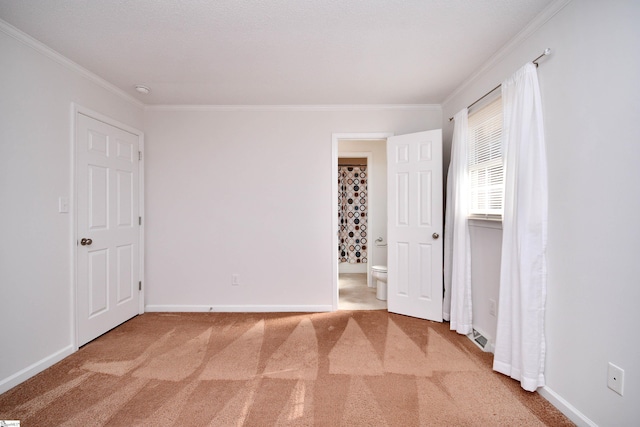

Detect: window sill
468,218,503,230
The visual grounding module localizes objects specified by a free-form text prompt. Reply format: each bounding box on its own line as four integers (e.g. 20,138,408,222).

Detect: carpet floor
0,311,573,426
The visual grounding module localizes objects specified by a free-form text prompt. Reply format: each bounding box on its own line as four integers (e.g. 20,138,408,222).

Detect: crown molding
144,104,441,112
441,0,573,107
0,18,144,109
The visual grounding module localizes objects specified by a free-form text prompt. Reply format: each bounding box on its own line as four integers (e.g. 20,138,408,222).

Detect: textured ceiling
0,0,554,105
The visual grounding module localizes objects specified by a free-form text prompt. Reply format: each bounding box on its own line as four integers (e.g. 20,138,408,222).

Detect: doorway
332,130,444,321
332,133,393,310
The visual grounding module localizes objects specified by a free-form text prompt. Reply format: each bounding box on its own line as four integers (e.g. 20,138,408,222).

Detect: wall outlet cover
607,362,624,396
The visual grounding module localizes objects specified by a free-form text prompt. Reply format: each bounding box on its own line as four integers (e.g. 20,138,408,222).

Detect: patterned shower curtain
338,166,368,264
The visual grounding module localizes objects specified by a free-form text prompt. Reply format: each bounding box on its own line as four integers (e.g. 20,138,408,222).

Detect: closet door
76,112,142,345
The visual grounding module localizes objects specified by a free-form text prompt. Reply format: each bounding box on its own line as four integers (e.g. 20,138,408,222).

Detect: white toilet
371,265,388,300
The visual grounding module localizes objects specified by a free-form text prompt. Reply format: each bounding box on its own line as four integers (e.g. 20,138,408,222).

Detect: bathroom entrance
335,134,391,311
332,130,444,321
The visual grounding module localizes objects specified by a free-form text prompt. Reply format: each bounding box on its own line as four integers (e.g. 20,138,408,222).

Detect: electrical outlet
607,362,624,396
489,299,497,317
232,274,240,286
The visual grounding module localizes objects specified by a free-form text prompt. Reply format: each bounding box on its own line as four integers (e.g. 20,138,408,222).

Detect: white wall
338,139,388,274
467,220,502,351
0,23,144,393
441,1,640,425
143,107,440,311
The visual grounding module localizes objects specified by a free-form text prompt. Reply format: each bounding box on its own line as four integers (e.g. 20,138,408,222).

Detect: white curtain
443,108,472,334
493,62,548,391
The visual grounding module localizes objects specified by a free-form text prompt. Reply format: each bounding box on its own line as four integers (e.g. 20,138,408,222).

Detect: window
468,96,503,219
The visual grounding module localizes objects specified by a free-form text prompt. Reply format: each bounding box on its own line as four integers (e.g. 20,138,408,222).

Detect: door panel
419,243,432,299
419,171,432,226
88,165,108,229
117,244,134,303
397,242,410,295
77,113,140,346
117,170,134,227
396,172,409,225
89,249,108,315
387,130,443,321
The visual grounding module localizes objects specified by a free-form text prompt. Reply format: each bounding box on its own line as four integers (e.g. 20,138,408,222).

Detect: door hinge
139,216,142,225
139,281,142,291
138,151,142,161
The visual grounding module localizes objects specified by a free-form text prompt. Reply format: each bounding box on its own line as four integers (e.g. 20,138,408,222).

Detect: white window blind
468,96,503,218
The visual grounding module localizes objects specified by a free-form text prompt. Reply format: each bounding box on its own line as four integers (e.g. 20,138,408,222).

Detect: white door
387,130,443,321
76,113,141,346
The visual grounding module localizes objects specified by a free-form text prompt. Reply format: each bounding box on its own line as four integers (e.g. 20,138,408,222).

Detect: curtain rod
448,48,551,121
338,164,367,167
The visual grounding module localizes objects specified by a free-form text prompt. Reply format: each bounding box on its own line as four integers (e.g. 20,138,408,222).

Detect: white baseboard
538,386,598,427
145,304,334,313
0,344,75,395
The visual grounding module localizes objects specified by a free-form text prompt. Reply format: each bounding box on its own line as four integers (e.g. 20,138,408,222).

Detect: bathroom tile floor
338,273,387,311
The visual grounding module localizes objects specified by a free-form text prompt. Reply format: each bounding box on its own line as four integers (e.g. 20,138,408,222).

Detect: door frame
71,103,145,350
331,132,393,311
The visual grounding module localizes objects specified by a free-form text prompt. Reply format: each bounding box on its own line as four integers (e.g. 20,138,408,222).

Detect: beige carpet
0,311,573,426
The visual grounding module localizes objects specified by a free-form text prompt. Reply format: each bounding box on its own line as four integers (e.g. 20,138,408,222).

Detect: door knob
432,233,440,239
80,238,93,246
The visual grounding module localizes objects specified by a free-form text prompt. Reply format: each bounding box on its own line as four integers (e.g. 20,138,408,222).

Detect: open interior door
387,130,443,321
